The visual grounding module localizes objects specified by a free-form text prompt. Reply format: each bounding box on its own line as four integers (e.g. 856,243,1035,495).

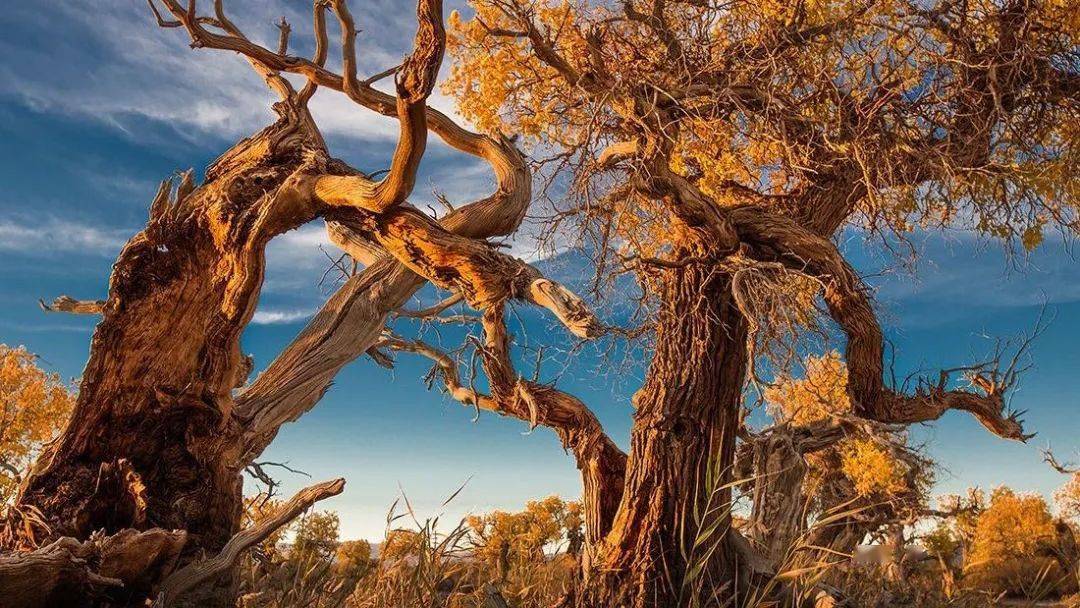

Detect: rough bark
745,431,811,565
7,103,327,606
590,232,749,608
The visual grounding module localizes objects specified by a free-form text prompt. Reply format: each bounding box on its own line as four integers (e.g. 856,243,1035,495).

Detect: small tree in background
467,496,582,581
294,511,342,562
966,488,1073,598
333,539,374,581
1057,473,1080,523
0,345,75,504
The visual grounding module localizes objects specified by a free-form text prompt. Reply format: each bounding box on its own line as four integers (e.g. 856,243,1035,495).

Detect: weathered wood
0,529,186,608
153,479,345,607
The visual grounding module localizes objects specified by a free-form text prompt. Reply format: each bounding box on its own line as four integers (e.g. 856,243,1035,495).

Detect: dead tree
1,1,606,606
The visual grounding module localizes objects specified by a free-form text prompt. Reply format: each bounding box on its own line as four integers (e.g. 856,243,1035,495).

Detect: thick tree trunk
6,107,325,607
591,235,749,608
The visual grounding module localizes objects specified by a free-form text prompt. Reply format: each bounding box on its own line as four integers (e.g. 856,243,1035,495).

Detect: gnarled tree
441,0,1075,605
0,0,1076,607
1,1,600,606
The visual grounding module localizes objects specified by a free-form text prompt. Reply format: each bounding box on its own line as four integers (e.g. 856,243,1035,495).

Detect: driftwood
0,529,187,608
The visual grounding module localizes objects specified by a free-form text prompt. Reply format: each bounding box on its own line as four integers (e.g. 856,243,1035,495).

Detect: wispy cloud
0,218,131,256
866,232,1080,310
251,308,316,325
0,2,470,146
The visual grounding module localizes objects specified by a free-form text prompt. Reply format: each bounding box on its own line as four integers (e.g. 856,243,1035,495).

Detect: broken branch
152,478,345,607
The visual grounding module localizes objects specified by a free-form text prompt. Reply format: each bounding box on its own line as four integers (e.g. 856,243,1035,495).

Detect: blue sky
1,2,1077,541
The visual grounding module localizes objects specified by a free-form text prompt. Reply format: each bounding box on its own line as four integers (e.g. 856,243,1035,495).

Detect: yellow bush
965,488,1067,597
839,438,909,497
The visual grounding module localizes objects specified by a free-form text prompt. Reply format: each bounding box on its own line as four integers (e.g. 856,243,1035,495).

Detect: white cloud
266,224,334,270
0,2,473,146
0,218,131,256
251,308,316,325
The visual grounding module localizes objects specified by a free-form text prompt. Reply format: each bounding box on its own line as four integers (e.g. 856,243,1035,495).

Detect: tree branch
730,206,1033,441
38,296,104,315
152,478,345,607
328,207,605,339
379,310,626,544
313,0,445,212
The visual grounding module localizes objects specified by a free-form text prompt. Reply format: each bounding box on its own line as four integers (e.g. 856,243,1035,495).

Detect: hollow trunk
6,108,325,607
591,235,749,608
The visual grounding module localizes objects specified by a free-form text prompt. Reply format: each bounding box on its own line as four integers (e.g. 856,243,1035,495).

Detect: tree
965,487,1069,597
0,345,75,504
440,0,1074,604
0,0,602,605
0,0,1075,606
466,496,582,576
333,539,374,580
293,511,341,562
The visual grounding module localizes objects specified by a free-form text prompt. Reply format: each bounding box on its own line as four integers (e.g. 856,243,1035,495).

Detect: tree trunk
746,433,810,565
6,107,326,607
591,234,749,608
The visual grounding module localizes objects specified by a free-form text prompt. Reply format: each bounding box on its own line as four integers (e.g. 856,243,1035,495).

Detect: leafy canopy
446,0,1077,250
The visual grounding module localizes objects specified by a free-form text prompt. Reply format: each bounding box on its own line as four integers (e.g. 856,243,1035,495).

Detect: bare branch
312,0,446,212
153,478,345,607
328,207,605,339
1042,445,1079,475
38,296,104,315
395,293,464,319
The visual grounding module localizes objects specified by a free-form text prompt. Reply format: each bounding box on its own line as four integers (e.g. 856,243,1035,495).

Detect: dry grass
233,481,1080,608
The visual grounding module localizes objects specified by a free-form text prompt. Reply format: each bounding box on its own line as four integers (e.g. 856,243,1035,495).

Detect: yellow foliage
333,539,373,579
1056,473,1080,523
293,510,340,560
445,0,1078,254
380,528,423,564
765,351,850,425
242,495,288,559
965,487,1066,597
0,344,75,504
466,495,582,569
767,352,928,500
445,2,591,142
839,438,909,497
